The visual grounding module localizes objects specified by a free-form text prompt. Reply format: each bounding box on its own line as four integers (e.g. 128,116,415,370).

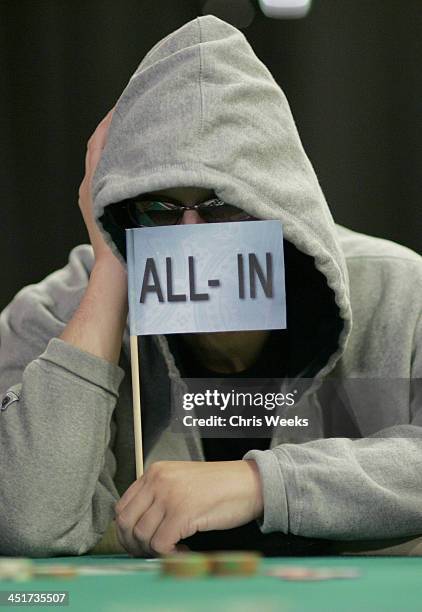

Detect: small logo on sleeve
1,391,20,413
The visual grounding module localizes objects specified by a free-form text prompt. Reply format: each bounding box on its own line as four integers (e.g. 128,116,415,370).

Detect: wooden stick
130,334,144,477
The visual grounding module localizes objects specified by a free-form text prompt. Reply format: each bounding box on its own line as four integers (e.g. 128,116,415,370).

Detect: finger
115,487,153,555
84,142,101,178
133,504,165,556
150,513,187,556
84,108,115,174
85,138,105,176
116,480,150,526
100,107,115,124
115,522,132,554
88,108,115,151
91,107,114,139
115,476,145,516
175,543,191,552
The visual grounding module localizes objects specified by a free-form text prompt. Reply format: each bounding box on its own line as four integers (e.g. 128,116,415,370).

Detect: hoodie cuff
38,337,125,397
243,448,289,534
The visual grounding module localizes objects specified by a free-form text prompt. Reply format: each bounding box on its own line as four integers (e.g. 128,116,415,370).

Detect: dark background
1,0,421,311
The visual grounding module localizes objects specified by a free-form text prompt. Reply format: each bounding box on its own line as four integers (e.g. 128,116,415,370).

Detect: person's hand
78,108,117,263
114,460,264,556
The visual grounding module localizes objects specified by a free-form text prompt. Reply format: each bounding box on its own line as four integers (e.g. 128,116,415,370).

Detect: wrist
93,251,127,275
240,459,264,520
60,250,128,365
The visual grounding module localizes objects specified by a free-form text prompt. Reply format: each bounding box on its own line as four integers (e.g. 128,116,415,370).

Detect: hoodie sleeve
0,245,125,556
245,316,422,540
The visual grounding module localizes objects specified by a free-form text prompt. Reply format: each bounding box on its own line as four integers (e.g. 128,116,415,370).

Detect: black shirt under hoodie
165,329,328,556
167,329,286,461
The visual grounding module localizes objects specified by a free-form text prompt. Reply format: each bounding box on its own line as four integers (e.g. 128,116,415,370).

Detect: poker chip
161,553,210,578
311,568,361,580
0,558,33,581
266,565,361,581
78,561,158,575
208,551,261,577
33,565,78,578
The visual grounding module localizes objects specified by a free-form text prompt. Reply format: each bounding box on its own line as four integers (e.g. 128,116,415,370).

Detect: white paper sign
126,220,286,335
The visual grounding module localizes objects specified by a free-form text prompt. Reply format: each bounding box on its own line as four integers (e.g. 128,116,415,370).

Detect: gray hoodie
1,16,421,557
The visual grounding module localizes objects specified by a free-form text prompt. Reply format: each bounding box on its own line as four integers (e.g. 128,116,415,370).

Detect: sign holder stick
130,334,144,477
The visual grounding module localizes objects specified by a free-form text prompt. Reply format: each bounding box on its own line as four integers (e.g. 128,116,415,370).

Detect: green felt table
1,555,421,612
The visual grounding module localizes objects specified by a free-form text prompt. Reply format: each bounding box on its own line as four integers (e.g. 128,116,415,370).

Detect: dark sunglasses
123,195,253,227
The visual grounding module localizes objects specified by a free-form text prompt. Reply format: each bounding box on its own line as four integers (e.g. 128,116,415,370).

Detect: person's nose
180,209,205,224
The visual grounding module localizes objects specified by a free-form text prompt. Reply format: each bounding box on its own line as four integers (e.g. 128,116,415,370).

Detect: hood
92,15,352,383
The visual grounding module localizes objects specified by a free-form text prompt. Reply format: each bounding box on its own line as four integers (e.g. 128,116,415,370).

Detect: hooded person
0,16,421,558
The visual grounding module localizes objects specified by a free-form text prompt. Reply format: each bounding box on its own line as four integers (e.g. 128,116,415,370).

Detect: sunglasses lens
130,201,180,226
